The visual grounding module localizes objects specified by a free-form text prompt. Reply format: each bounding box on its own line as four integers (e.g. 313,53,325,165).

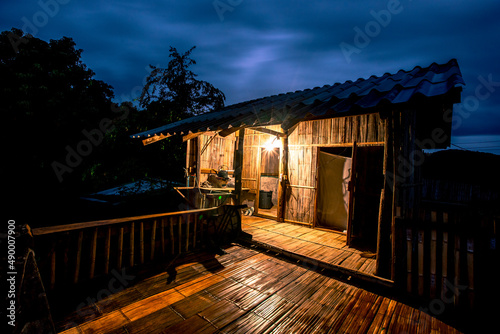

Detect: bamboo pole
193,214,198,248
74,231,83,284
139,222,144,264
151,220,157,260
233,128,245,206
430,229,437,299
391,111,401,281
467,237,474,309
441,231,449,302
170,217,175,255
129,222,135,267
89,228,98,279
117,227,124,269
406,228,412,293
62,233,70,282
186,215,190,252
346,141,357,246
418,230,424,296
178,216,182,254
376,115,391,277
454,234,461,306
50,242,56,290
104,227,111,275
161,218,165,255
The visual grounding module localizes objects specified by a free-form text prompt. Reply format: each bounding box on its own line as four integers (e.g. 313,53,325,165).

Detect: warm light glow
263,136,281,152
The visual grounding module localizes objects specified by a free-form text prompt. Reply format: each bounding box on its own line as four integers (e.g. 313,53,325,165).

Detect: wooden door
346,142,357,246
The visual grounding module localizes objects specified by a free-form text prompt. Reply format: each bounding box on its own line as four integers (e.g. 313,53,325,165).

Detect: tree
2,28,115,223
82,46,227,193
139,46,225,117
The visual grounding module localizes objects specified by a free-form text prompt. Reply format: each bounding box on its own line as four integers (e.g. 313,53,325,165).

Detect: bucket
259,190,273,209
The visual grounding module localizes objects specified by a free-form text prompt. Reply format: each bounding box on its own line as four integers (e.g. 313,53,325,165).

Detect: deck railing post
104,227,111,275
117,227,124,270
151,220,157,260
139,222,144,264
74,231,83,284
130,222,135,267
89,228,98,279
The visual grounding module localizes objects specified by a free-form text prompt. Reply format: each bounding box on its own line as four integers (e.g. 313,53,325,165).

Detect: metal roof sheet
132,59,464,141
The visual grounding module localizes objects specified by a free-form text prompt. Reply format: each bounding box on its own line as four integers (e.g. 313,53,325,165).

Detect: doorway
257,146,279,217
315,145,383,251
316,148,352,231
350,146,384,250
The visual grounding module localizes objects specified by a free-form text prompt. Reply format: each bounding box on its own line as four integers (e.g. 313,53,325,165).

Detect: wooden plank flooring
56,244,461,334
241,216,377,277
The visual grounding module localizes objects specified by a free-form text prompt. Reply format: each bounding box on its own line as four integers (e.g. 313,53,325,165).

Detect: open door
316,148,353,231
346,142,357,245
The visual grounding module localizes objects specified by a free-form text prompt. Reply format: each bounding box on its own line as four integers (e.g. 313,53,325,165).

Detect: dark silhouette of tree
80,46,227,205
2,28,115,222
139,46,225,117
3,30,226,223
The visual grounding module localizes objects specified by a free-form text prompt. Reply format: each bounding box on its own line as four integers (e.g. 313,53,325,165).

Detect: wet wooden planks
56,244,461,334
242,216,377,276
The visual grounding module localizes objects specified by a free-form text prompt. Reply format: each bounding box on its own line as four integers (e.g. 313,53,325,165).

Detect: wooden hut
132,59,465,278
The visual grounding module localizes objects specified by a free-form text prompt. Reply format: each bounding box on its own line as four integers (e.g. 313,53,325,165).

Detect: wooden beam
32,207,218,235
219,126,243,137
232,128,245,205
182,132,204,142
250,126,286,138
141,133,170,146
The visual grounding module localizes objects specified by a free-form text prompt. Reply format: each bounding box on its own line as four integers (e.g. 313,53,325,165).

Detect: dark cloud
2,0,500,150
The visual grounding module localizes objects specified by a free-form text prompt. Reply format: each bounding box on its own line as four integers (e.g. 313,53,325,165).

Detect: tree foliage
139,46,225,116
2,28,115,221
3,29,225,222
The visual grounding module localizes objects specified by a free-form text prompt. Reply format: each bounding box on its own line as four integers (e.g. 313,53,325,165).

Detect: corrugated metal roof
131,59,464,141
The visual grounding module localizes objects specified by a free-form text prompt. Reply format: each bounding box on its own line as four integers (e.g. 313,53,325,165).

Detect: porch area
241,216,380,282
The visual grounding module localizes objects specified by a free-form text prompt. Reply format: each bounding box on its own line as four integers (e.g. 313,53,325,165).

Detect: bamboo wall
396,206,498,317
189,113,385,224
198,132,236,182
286,113,385,224
241,125,282,193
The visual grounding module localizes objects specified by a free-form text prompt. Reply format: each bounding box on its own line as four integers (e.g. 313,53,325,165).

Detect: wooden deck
241,216,378,279
55,243,461,333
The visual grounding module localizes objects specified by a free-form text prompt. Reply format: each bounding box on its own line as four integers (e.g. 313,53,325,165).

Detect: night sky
2,0,500,153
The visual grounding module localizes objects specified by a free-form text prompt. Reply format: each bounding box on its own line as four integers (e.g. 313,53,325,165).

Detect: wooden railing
30,205,244,292
396,206,498,315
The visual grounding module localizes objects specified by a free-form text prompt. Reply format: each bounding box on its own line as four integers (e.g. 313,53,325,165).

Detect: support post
391,110,401,281
376,115,394,277
277,133,288,221
233,128,245,205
